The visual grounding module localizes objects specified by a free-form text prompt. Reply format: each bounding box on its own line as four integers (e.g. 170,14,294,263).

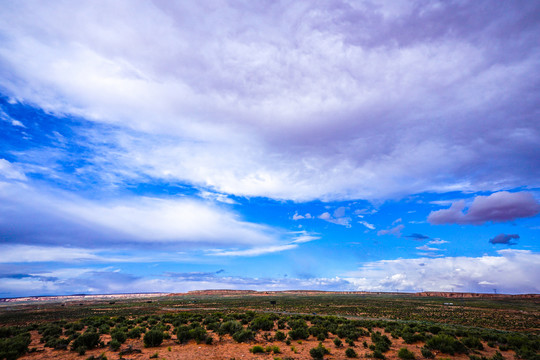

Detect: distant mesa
1,290,538,303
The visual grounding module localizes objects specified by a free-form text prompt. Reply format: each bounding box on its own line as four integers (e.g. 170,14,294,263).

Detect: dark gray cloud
405,233,430,241
489,233,519,245
428,192,540,225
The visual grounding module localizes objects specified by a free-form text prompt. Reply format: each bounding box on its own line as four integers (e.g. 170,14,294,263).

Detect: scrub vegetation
0,293,538,359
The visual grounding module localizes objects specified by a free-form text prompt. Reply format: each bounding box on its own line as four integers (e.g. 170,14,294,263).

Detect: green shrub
462,337,484,350
86,355,107,360
426,334,467,355
345,347,358,358
310,342,330,359
373,349,385,359
250,345,265,353
189,326,207,343
334,338,343,347
251,315,274,331
421,347,434,358
143,329,164,347
289,327,309,340
491,352,504,360
232,329,254,343
275,330,286,341
176,325,191,343
71,331,100,351
111,329,127,343
398,348,415,360
127,327,143,339
371,332,391,353
109,339,121,351
0,331,31,360
219,321,243,336
41,325,63,338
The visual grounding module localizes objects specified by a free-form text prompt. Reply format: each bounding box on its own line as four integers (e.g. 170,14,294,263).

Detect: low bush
232,329,254,343
275,330,286,341
421,347,434,358
110,329,127,344
250,315,274,332
109,339,121,351
250,345,264,353
426,334,468,355
71,331,100,352
143,330,163,347
345,347,358,358
0,331,31,360
310,342,330,359
398,347,415,360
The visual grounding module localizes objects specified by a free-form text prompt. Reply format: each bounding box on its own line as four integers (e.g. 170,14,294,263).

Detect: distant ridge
168,290,540,299
2,290,538,303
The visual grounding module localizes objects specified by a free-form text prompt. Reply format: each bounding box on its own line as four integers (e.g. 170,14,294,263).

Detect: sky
0,0,539,297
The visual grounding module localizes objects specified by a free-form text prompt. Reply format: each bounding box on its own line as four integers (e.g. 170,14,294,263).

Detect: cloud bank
0,1,539,201
345,250,540,294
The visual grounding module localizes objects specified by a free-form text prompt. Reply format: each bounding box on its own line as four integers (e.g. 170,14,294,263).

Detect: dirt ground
18,327,517,360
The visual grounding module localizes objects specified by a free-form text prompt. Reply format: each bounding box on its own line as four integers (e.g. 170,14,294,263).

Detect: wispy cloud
0,181,281,249
377,224,404,237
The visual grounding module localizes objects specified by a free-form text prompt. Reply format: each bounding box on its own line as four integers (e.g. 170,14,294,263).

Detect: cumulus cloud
428,191,540,225
489,233,519,245
345,249,540,294
318,207,351,227
292,212,312,220
377,224,404,237
0,1,538,201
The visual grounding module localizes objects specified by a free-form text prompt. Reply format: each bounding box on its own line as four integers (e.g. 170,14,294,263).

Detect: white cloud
0,159,27,181
427,239,448,245
359,221,375,230
206,244,298,257
0,2,538,201
292,212,312,220
415,245,442,251
0,245,101,263
198,191,237,204
344,250,540,294
11,119,25,127
318,208,351,227
377,224,404,237
0,181,281,248
290,231,320,244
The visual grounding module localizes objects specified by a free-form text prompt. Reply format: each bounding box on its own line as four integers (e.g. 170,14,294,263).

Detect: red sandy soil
19,327,517,360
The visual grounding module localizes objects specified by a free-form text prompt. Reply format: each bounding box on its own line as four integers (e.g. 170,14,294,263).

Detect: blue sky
0,1,539,297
